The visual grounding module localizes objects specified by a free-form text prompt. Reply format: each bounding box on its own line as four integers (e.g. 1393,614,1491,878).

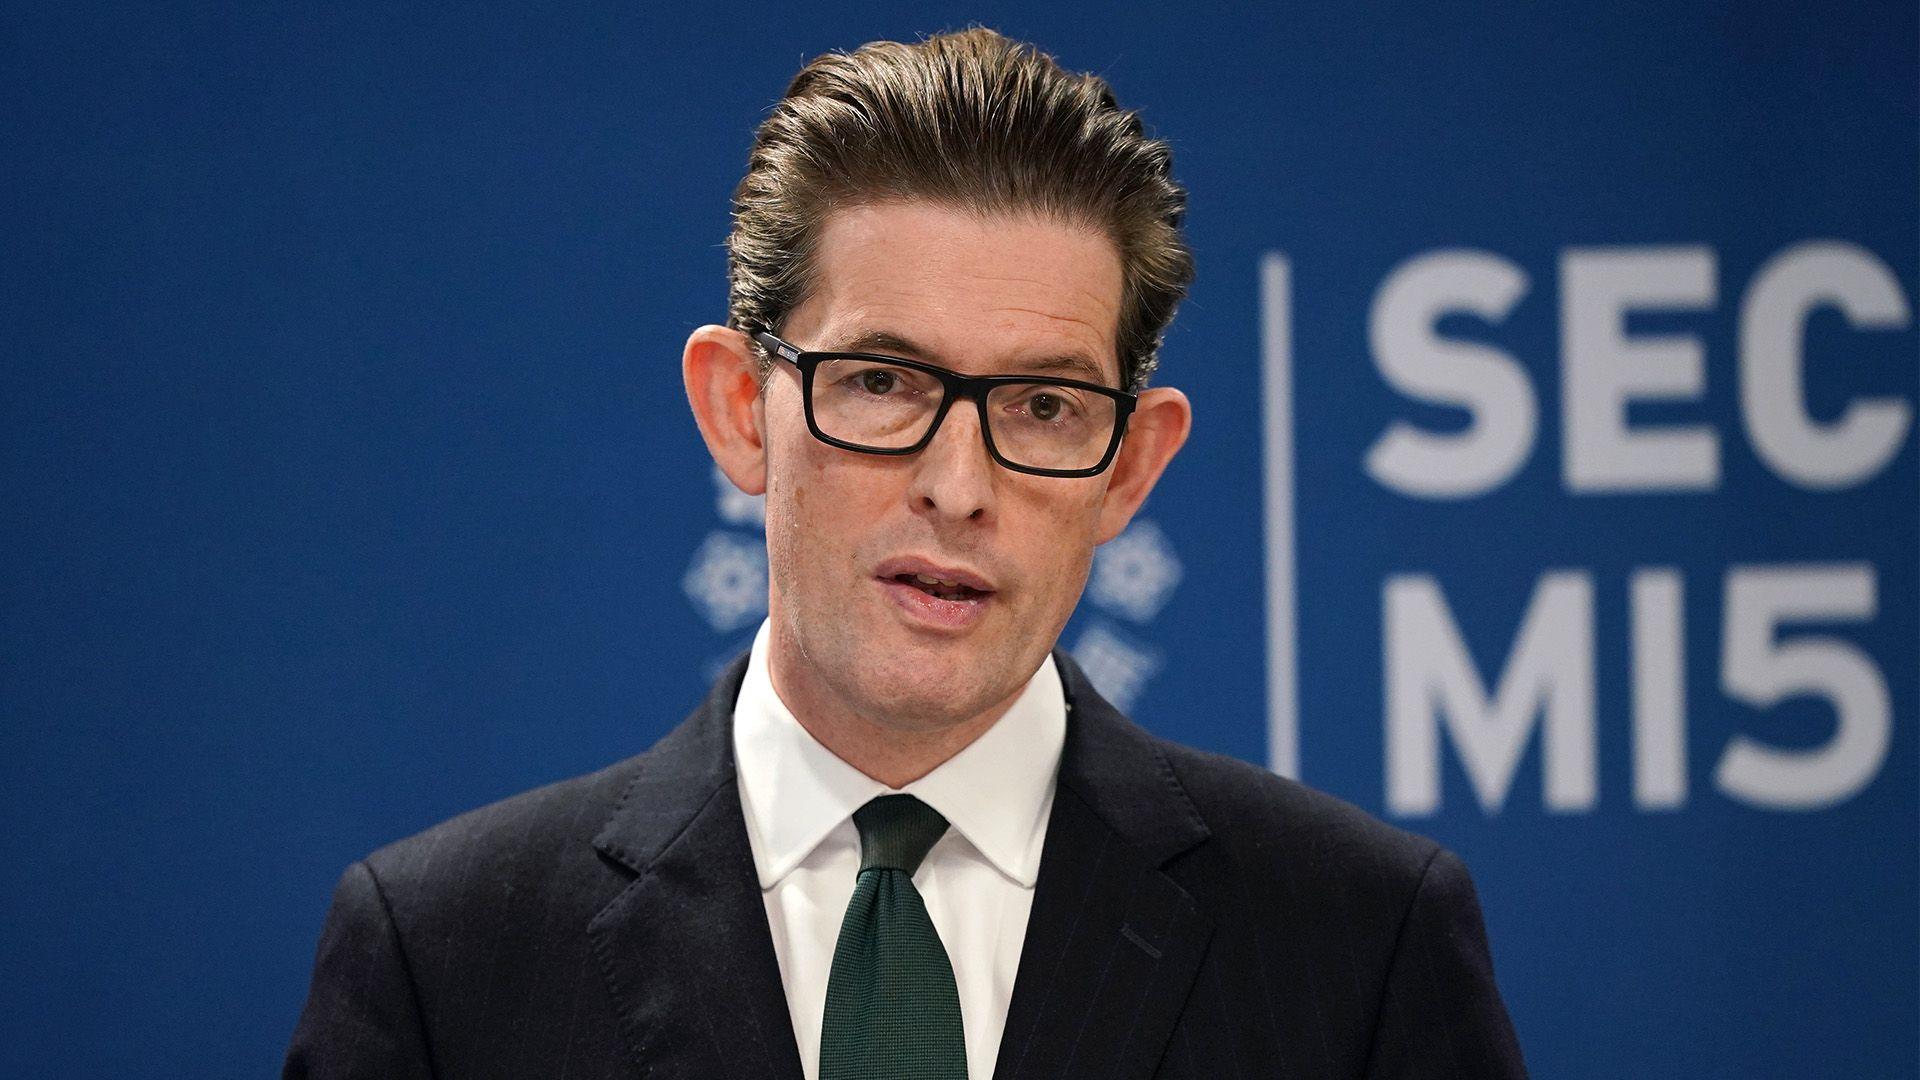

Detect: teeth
914,573,963,588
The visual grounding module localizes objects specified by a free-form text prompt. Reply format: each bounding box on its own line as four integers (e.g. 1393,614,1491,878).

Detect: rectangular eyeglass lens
986,382,1117,469
812,359,943,448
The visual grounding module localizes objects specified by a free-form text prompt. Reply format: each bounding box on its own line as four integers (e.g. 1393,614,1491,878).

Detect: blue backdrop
4,3,1914,1077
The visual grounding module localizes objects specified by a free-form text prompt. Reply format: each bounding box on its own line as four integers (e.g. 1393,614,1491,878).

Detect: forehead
790,201,1125,385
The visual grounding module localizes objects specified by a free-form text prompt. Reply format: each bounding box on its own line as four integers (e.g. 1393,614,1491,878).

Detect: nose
906,399,997,524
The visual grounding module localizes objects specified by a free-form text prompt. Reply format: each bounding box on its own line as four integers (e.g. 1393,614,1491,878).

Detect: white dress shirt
732,619,1066,1080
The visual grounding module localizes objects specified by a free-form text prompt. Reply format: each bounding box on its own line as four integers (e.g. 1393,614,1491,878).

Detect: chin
848,664,990,729
781,591,1043,729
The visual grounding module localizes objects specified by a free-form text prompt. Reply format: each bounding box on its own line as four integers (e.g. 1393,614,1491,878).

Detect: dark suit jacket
285,652,1527,1079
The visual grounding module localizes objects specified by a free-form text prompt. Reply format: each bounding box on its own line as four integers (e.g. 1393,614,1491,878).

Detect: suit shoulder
1155,737,1442,886
359,752,642,895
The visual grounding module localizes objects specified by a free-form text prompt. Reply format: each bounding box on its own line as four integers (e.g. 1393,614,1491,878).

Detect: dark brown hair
727,28,1193,391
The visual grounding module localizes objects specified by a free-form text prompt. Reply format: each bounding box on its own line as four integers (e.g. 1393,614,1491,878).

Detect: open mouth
891,572,990,603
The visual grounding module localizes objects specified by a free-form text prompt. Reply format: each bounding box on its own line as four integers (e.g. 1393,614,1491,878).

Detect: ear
1095,386,1192,544
683,324,768,496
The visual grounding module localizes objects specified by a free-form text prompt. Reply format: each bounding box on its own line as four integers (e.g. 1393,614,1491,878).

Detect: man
286,28,1527,1080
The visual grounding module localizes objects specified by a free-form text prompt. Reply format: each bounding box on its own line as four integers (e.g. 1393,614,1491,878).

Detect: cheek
1013,490,1104,597
765,442,884,577
762,396,826,521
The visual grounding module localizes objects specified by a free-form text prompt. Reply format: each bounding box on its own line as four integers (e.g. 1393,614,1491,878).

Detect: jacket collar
1050,648,1211,862
990,651,1214,1080
588,649,1214,1080
588,649,1211,872
587,656,803,1080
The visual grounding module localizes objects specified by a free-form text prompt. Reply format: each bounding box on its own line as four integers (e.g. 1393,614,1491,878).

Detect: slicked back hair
727,28,1193,392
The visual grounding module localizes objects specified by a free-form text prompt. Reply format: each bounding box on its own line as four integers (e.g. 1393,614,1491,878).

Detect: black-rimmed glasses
753,331,1137,478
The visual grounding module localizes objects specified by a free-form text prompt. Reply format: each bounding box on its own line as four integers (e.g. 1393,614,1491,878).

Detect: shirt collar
732,619,1065,891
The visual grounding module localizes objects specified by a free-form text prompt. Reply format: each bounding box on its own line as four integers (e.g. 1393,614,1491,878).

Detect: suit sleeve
1362,847,1528,1079
283,860,436,1080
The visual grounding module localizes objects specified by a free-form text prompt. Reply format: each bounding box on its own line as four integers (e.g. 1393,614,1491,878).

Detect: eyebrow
831,328,1114,385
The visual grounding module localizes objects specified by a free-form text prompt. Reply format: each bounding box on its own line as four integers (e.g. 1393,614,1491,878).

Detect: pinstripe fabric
286,651,1527,1080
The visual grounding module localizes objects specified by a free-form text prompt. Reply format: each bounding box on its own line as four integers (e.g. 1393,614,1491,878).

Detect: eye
1028,392,1063,421
860,369,898,395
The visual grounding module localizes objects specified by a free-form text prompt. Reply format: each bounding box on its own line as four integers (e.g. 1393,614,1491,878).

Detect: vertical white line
1630,567,1687,809
1261,253,1300,780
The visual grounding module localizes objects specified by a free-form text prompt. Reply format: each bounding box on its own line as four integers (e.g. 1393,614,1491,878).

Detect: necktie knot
853,793,950,875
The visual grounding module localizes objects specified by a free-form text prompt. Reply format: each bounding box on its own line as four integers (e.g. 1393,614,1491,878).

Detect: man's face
758,201,1133,731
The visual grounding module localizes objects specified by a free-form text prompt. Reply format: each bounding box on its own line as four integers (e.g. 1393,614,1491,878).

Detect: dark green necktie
818,793,968,1080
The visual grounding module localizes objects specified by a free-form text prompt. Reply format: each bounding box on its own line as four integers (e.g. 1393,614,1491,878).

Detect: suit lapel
992,653,1216,1080
584,651,1213,1080
586,656,806,1080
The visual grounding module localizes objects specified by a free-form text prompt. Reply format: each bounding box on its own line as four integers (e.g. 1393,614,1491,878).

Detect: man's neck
766,647,1022,790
